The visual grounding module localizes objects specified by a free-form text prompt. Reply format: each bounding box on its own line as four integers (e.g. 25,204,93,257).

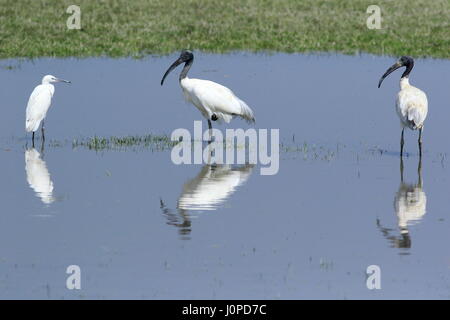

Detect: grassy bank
0,0,449,59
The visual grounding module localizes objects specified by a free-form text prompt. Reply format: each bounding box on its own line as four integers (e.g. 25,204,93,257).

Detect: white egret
25,147,55,204
25,75,71,144
160,50,255,139
378,56,428,157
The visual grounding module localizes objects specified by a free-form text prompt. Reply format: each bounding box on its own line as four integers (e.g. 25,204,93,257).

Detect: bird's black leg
400,155,404,183
418,127,423,158
400,128,405,158
418,153,423,188
41,120,45,142
207,119,212,144
40,139,45,154
32,132,35,148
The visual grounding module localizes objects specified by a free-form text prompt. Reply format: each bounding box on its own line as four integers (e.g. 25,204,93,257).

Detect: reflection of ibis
395,158,426,232
178,164,253,211
160,164,253,239
377,158,426,251
25,75,71,144
160,50,255,136
25,147,55,204
378,56,428,157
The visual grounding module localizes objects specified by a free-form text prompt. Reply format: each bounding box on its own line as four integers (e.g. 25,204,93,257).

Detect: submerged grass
0,0,448,59
280,141,338,161
70,135,340,162
71,134,177,151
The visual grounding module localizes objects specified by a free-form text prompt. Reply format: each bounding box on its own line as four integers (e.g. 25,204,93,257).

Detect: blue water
0,53,449,299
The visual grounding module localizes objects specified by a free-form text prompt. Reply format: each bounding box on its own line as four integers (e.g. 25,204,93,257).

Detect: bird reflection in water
160,164,254,240
25,142,55,205
377,157,426,253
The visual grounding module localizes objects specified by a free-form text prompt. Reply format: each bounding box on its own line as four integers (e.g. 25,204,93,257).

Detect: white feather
181,78,255,123
396,78,428,130
25,82,54,132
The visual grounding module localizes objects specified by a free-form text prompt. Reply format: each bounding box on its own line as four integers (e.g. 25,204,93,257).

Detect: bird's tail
25,119,38,132
237,98,255,123
408,108,424,130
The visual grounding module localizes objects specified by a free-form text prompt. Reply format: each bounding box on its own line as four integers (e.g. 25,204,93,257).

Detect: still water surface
0,53,449,299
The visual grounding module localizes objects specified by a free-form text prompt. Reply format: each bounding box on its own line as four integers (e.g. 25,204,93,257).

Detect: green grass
71,134,177,151
0,0,449,59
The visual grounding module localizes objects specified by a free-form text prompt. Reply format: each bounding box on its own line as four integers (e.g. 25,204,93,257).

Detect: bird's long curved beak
161,58,183,86
56,78,71,84
378,62,402,88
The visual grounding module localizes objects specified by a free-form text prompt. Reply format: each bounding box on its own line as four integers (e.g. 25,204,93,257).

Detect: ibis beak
57,78,71,84
378,61,402,88
161,57,183,86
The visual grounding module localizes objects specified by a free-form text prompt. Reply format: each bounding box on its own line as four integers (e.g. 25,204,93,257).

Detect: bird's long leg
40,138,45,155
32,132,35,148
418,127,423,159
207,119,212,144
41,120,45,142
418,154,423,188
400,155,404,184
400,128,405,158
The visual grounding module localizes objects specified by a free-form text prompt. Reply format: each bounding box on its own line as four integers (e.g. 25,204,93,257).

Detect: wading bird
160,50,255,139
26,75,71,145
378,56,428,157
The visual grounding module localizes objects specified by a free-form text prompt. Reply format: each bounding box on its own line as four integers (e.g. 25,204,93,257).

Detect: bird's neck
401,60,414,80
179,59,193,82
41,81,53,87
400,77,410,90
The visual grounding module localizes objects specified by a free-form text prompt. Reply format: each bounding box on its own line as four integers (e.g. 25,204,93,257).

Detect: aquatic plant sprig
71,134,178,151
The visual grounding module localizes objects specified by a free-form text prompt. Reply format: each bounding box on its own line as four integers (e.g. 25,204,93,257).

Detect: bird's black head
378,56,415,88
161,50,194,86
398,56,414,67
179,50,194,63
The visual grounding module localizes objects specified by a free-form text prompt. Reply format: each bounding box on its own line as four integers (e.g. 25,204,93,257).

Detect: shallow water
0,53,449,299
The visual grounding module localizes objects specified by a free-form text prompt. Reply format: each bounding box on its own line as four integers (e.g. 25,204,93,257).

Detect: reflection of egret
25,147,55,204
377,158,426,251
378,56,428,157
160,164,253,239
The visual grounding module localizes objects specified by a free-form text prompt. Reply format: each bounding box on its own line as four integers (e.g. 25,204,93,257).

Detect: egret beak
378,61,402,88
161,58,183,86
56,78,71,84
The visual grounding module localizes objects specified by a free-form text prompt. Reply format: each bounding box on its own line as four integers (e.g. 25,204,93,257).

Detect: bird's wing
397,87,428,128
26,85,53,127
191,79,254,122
